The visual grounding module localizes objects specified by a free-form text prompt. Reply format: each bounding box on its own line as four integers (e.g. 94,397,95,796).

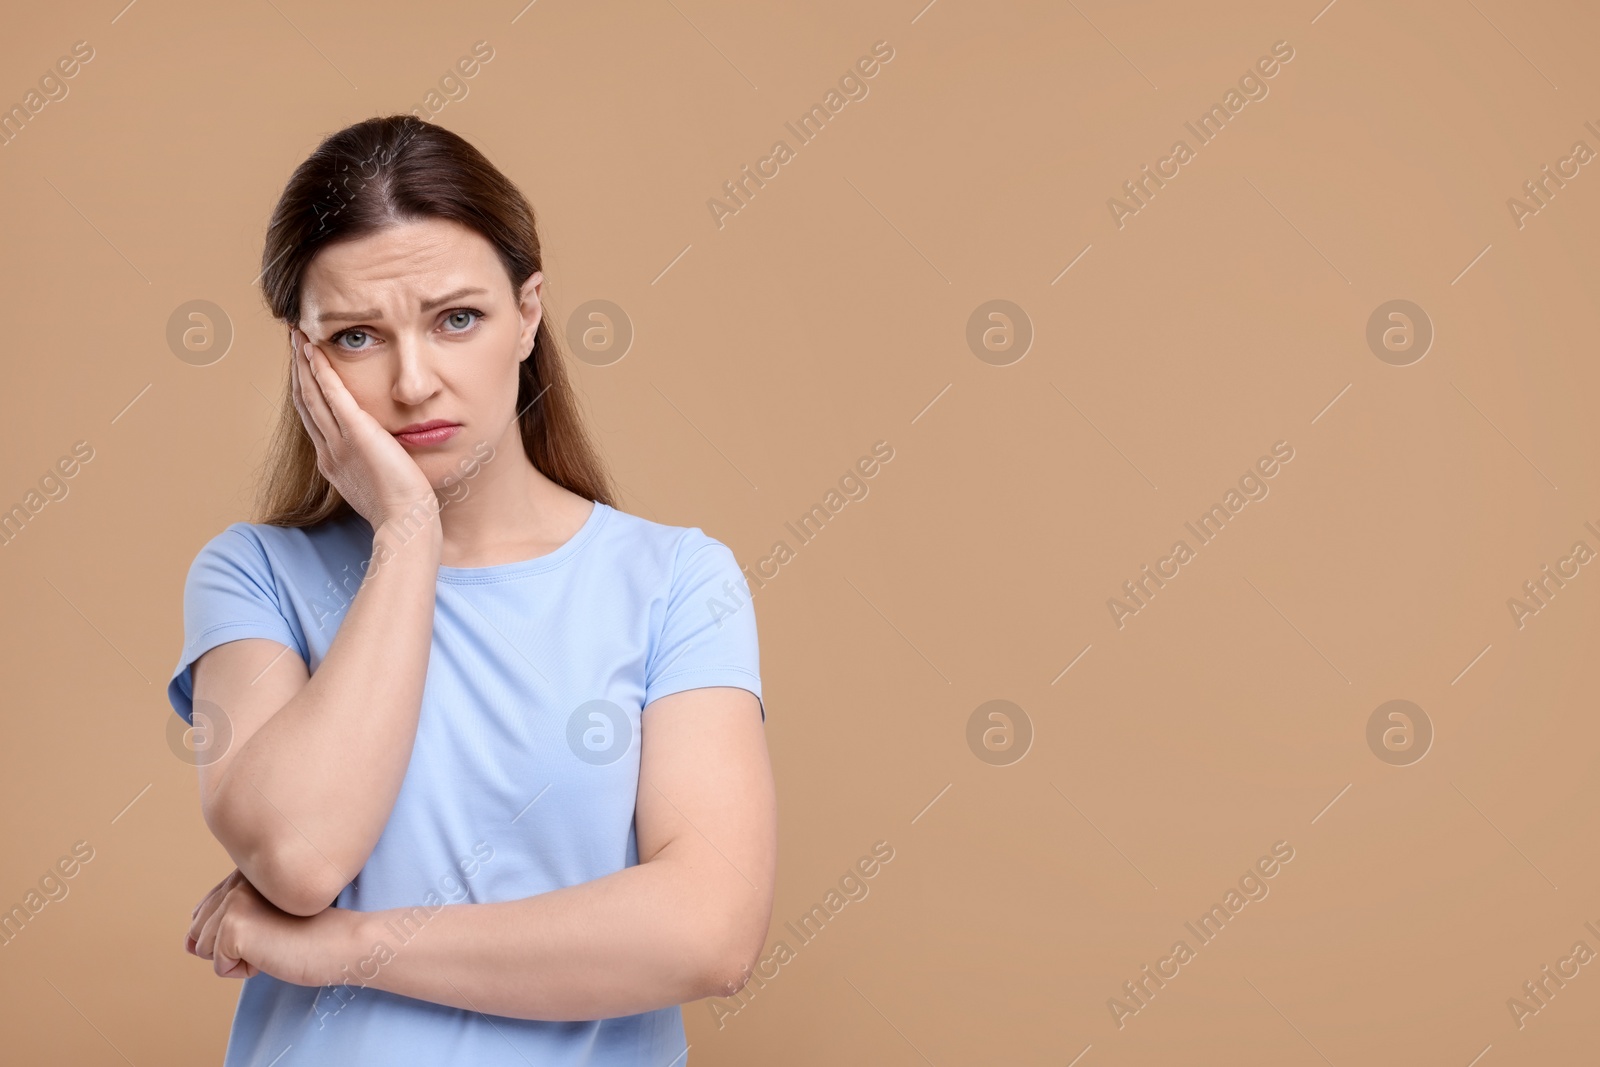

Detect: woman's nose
391,337,443,403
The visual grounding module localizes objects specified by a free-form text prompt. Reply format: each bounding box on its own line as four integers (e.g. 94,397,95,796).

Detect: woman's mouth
393,420,462,447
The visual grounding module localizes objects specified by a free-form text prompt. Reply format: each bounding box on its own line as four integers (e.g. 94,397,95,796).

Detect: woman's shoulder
593,504,751,613
596,501,734,566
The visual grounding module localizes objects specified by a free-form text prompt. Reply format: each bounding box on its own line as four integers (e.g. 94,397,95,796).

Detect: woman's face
295,216,541,486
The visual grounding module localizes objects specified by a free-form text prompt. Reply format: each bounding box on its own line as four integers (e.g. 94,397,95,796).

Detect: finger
289,329,327,454
303,338,359,440
300,337,342,434
188,869,240,939
288,329,316,437
214,922,242,979
217,958,250,980
193,894,228,962
192,869,238,919
297,335,343,444
188,886,226,946
213,905,252,979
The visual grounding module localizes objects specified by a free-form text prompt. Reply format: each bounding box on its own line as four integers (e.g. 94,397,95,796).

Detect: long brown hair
253,114,616,527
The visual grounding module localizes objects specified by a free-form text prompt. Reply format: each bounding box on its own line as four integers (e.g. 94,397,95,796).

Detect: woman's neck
432,438,590,569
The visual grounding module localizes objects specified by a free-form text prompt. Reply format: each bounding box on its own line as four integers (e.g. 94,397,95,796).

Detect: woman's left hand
186,869,349,986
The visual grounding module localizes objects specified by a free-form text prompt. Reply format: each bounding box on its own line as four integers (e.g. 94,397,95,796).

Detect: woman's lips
394,423,461,446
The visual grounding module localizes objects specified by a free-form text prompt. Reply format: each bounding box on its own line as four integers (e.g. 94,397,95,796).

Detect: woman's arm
194,686,778,1019
193,514,441,916
192,333,445,917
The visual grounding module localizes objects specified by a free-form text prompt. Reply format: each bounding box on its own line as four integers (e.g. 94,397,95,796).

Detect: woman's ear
518,271,544,362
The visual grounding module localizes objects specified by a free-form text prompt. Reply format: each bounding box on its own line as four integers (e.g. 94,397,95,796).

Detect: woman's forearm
317,851,749,1022
206,513,442,914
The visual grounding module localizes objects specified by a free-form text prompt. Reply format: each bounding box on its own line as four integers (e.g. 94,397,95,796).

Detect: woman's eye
329,311,479,350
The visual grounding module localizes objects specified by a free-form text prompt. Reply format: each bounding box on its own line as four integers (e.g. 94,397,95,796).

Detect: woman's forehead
301,224,503,313
310,220,489,278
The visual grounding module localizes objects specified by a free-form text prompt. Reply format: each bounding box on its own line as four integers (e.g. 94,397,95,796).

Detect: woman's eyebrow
318,286,491,324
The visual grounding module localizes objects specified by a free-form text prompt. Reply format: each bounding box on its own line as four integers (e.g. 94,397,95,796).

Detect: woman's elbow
698,899,771,1001
703,952,760,1002
269,880,341,918
245,842,347,917
202,803,338,915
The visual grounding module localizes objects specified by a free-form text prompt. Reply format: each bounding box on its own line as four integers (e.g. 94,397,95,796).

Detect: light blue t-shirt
167,499,763,1066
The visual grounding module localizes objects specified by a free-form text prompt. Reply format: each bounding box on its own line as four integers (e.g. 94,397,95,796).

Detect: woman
168,114,776,1065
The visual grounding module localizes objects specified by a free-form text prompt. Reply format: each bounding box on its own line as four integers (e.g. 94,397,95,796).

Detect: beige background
1,0,1597,1063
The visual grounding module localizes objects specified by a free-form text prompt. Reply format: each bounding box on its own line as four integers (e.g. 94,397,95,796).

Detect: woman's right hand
289,326,440,532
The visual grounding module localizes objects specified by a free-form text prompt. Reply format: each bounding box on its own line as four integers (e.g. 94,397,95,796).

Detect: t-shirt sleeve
644,532,765,721
167,524,305,727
